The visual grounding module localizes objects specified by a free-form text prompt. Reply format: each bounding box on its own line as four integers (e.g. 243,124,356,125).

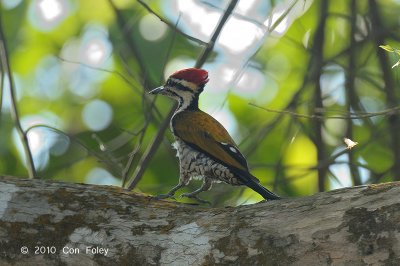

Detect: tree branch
2,176,400,265
195,0,239,68
369,0,400,181
346,0,362,186
136,0,208,46
248,103,400,120
108,0,147,79
0,15,37,178
310,0,328,192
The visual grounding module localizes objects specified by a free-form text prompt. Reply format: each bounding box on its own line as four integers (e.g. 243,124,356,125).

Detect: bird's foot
154,194,177,201
179,193,211,205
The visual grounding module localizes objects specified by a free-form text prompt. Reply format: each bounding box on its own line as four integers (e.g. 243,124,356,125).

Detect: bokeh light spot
219,17,264,54
60,25,113,98
28,130,41,153
329,152,353,189
139,14,167,41
29,0,70,31
176,0,219,37
85,40,106,65
80,25,113,67
39,0,62,21
237,0,257,13
12,113,64,171
320,64,345,106
82,99,113,131
236,68,267,99
1,75,23,113
49,134,70,156
85,167,120,185
164,57,194,80
1,0,23,9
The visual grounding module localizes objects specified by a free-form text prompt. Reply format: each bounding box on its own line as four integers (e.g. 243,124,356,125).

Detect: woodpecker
149,68,280,203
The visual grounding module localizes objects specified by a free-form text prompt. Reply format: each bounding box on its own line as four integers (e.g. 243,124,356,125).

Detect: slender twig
345,0,362,185
249,103,400,120
216,0,298,112
0,67,4,116
241,0,325,156
125,106,175,190
109,0,180,185
266,0,299,33
57,56,142,94
242,67,313,155
0,17,37,178
199,0,268,31
231,1,304,157
58,50,166,183
122,14,181,188
108,0,165,118
369,0,400,181
126,0,239,190
25,124,125,175
309,0,328,192
195,0,239,68
108,0,147,79
121,123,148,187
57,55,162,121
136,0,208,46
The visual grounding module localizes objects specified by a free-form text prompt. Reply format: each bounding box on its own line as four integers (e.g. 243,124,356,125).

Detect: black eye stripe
169,91,185,109
169,91,183,102
167,80,193,92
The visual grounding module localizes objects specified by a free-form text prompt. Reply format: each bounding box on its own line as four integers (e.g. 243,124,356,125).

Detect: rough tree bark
0,176,399,266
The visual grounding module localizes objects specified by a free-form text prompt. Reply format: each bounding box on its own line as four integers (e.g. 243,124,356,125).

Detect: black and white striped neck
176,93,199,112
171,81,204,112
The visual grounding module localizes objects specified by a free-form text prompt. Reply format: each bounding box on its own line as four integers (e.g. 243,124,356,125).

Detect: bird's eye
166,80,172,86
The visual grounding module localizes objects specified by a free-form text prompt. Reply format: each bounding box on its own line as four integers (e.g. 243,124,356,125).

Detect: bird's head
149,68,209,110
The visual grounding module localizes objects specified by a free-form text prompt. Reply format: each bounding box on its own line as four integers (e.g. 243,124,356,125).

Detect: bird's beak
149,86,164,95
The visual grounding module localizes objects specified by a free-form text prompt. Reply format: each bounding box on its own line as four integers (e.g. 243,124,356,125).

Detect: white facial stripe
170,78,198,92
177,90,194,111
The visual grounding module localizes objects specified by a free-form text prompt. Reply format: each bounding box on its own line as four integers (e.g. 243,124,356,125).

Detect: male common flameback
149,68,280,203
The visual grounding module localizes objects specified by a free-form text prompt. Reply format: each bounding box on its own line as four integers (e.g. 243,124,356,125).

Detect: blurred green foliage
1,0,400,206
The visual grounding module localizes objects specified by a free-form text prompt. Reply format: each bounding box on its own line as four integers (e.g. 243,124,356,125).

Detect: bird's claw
154,194,177,201
179,193,211,205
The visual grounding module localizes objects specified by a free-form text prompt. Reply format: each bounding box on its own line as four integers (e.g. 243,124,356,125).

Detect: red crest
170,68,209,85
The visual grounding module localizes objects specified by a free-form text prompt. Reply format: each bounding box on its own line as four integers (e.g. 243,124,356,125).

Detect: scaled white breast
172,137,236,184
172,139,198,160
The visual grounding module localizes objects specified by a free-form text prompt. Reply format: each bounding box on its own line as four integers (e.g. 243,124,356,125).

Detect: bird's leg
155,173,190,200
154,182,185,200
179,178,212,204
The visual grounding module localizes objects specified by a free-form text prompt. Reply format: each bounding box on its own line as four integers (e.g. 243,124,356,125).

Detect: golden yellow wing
172,110,248,171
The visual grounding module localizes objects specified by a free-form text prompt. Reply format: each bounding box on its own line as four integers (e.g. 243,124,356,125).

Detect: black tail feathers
236,170,280,200
246,179,281,200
